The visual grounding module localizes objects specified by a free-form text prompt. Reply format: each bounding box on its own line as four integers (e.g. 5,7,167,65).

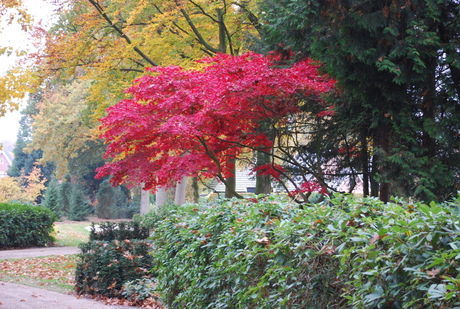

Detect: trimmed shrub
89,221,149,241
133,203,180,229
149,196,345,309
148,194,460,309
121,278,158,305
335,196,460,308
0,203,57,248
75,239,153,297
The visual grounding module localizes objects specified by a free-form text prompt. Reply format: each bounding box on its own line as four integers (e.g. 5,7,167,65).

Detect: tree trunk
140,184,150,215
377,123,391,203
156,186,168,209
192,177,200,203
217,8,226,53
255,150,272,194
174,177,187,205
360,131,369,197
370,155,379,197
225,158,237,198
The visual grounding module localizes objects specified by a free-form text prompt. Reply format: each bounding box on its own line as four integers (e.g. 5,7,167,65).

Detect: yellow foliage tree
0,166,46,204
27,0,262,177
31,0,262,118
31,79,97,177
0,0,36,116
0,177,25,203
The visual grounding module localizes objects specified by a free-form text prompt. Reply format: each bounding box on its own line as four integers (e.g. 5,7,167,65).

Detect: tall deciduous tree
262,0,460,202
25,0,262,201
8,92,54,187
31,0,261,119
31,79,98,178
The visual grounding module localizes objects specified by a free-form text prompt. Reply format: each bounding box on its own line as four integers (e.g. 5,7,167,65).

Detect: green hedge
75,240,153,297
147,195,460,308
0,203,57,249
149,196,344,308
89,221,149,241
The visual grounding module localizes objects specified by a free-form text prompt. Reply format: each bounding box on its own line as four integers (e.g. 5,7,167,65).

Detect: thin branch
87,0,158,67
179,8,220,54
197,136,244,199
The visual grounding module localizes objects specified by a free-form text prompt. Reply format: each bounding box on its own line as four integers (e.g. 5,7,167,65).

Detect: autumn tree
261,0,460,202
96,52,335,200
8,92,54,192
0,166,46,204
31,0,262,118
31,79,98,178
0,0,36,116
25,0,262,200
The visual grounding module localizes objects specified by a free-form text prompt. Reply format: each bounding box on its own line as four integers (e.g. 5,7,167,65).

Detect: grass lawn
53,221,91,247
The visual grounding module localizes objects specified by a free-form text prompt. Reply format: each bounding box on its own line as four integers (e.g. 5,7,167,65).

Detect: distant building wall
0,151,13,178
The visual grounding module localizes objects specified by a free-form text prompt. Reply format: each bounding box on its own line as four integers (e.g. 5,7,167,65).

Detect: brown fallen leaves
0,255,76,287
0,255,166,308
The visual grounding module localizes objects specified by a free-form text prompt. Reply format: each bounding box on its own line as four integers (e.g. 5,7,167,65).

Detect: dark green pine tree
58,175,72,216
68,183,93,221
42,178,62,218
96,179,131,219
261,0,460,202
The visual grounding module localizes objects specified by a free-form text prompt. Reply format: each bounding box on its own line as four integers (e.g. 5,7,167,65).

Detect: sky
0,0,56,146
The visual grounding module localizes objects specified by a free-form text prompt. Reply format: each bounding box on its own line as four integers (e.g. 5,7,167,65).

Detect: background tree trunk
140,184,150,215
225,158,237,198
255,150,272,194
174,177,187,205
156,186,168,209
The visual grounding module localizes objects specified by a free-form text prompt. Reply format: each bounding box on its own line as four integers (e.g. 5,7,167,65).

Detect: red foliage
96,52,335,191
288,181,329,197
250,163,286,181
338,146,361,158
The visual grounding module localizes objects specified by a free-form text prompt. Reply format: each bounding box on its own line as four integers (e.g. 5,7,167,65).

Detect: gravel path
0,246,80,260
0,281,131,309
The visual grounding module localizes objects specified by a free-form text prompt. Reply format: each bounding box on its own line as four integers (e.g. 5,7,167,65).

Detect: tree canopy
262,0,460,202
96,51,335,198
24,0,262,182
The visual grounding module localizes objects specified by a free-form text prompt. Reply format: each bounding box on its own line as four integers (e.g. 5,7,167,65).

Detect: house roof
0,150,13,165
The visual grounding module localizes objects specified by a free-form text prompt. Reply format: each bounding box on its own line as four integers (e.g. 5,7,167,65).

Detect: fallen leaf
426,268,441,278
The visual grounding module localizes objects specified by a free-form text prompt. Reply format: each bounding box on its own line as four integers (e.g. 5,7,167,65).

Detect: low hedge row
0,203,57,249
147,194,460,308
89,221,149,241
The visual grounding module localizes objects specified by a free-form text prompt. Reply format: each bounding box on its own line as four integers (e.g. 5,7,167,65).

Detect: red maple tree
96,52,335,193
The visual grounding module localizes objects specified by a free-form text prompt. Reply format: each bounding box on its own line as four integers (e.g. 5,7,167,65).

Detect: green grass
53,222,91,247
